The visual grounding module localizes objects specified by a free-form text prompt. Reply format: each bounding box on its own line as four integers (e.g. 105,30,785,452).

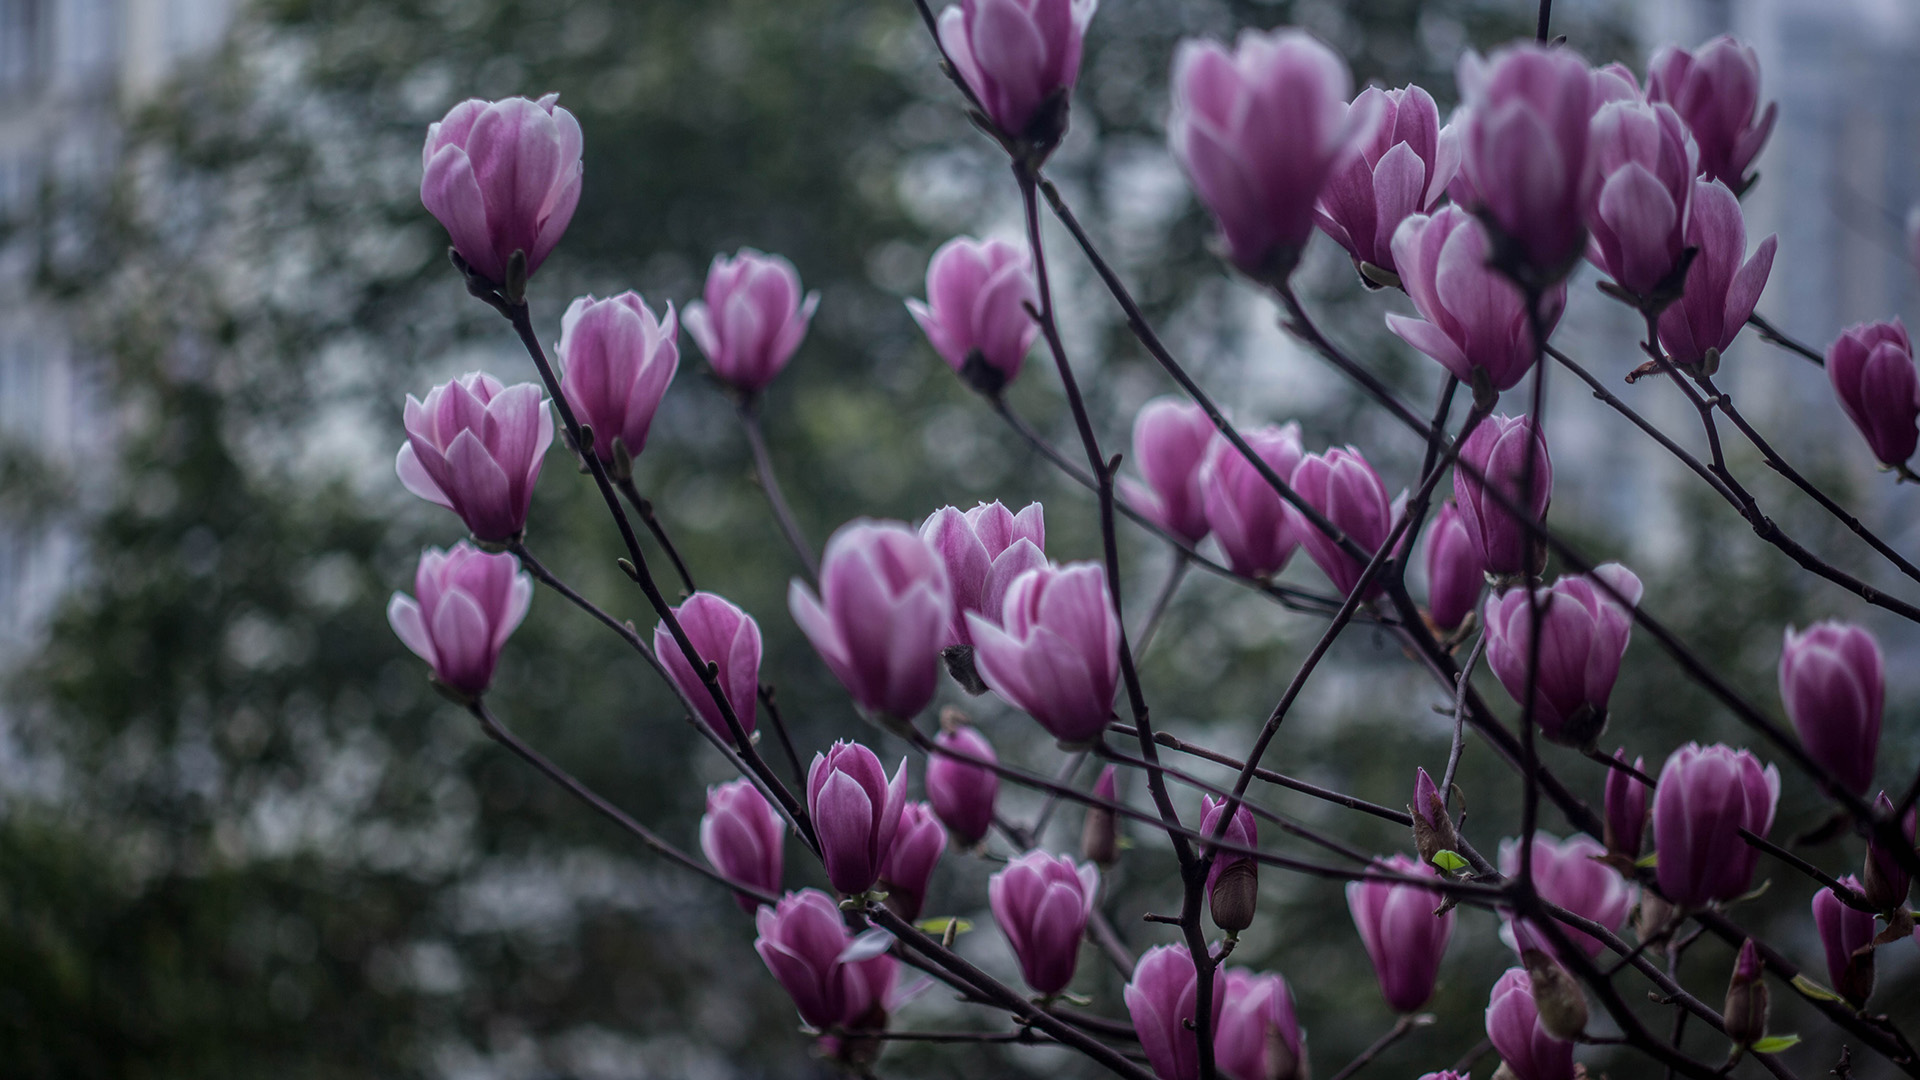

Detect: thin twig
1326,1014,1431,1080
736,397,819,582
1441,634,1485,803
1748,312,1826,367
614,475,697,595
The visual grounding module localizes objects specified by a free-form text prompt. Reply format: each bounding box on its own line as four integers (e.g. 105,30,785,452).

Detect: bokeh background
2,0,1919,1077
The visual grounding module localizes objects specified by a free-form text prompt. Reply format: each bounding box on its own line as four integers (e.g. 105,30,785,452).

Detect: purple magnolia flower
937,0,1096,143
926,722,999,846
1453,44,1600,278
396,372,555,542
1827,320,1919,468
1346,853,1455,1013
1779,620,1883,797
790,519,953,721
555,292,678,465
967,562,1120,746
654,591,762,739
1645,35,1776,194
1291,445,1398,599
1424,501,1485,632
421,94,582,286
1168,28,1374,280
683,248,819,393
806,741,908,895
1126,944,1228,1080
1653,742,1781,907
1315,83,1457,275
1498,833,1633,959
754,888,897,1030
1201,795,1259,932
1813,877,1877,1007
880,802,948,921
988,850,1098,995
1121,397,1217,545
1482,564,1643,750
1486,967,1577,1080
1387,208,1568,393
1604,748,1649,861
920,500,1047,647
700,778,785,912
1585,101,1696,298
1656,179,1777,368
387,542,533,699
1453,413,1552,577
1200,423,1305,578
1216,968,1304,1080
907,236,1038,393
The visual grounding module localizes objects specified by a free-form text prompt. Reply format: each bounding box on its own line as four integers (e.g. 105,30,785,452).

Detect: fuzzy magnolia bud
1410,767,1460,867
1722,939,1768,1048
1082,765,1121,867
1203,795,1260,933
1862,791,1917,911
1521,949,1588,1041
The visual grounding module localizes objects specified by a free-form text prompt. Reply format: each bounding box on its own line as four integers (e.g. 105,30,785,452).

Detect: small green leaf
914,917,973,936
1635,852,1658,868
1790,975,1844,1003
1751,1035,1801,1054
1057,991,1094,1007
1431,850,1469,873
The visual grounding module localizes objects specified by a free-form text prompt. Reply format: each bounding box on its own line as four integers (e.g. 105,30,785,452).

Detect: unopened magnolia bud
1635,892,1674,944
1813,879,1878,1008
1722,940,1768,1047
1211,859,1260,933
1861,791,1917,911
1082,765,1121,867
1522,949,1588,1040
1410,767,1461,867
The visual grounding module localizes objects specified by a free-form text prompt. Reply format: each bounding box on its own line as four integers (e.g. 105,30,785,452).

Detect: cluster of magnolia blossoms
379,3,1920,1075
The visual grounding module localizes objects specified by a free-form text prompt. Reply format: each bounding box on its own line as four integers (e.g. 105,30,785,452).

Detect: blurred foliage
6,0,1915,1077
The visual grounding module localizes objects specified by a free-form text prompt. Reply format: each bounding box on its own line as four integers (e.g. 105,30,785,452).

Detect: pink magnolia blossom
421,94,582,285
1482,564,1642,750
1826,320,1919,468
1387,208,1567,393
683,248,819,393
926,723,1000,846
654,592,762,739
1646,35,1776,194
1585,101,1697,297
920,500,1046,647
936,0,1097,142
1346,853,1455,1013
1199,424,1304,577
1126,944,1227,1080
907,236,1038,393
1315,84,1457,275
387,542,533,698
968,563,1120,746
989,849,1098,995
1655,179,1776,368
1121,397,1217,545
1652,742,1781,907
806,740,909,895
700,778,785,912
555,291,678,465
1779,620,1883,796
1498,833,1634,959
790,520,953,720
396,372,554,542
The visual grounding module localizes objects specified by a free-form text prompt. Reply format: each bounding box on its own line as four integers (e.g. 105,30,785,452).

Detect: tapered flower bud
1778,620,1883,797
387,542,533,699
700,778,785,912
654,592,761,739
989,850,1098,995
1314,84,1457,276
1388,209,1567,394
880,802,948,921
754,889,897,1030
937,0,1096,148
1217,968,1304,1080
1482,564,1642,750
1584,101,1697,299
927,721,1000,846
1410,767,1460,867
1520,949,1587,1041
1122,397,1217,545
790,520,953,721
1604,749,1649,861
1635,891,1675,945
554,292,678,467
1168,28,1373,281
1346,853,1455,1013
1813,877,1877,1007
1453,44,1600,279
1082,764,1121,867
1722,939,1768,1047
968,562,1120,747
1646,36,1776,194
1126,944,1228,1080
1452,414,1551,577
1202,795,1260,933
1423,501,1484,633
683,248,819,393
1653,742,1781,907
1486,967,1576,1080
421,95,582,287
1292,445,1400,599
907,236,1039,394
921,500,1047,648
1656,179,1776,369
1200,424,1305,577
806,741,909,895
396,372,555,542
1500,834,1633,960
1862,791,1917,911
1826,320,1919,468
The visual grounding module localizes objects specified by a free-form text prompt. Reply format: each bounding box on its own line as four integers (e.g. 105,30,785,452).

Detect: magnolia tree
385,5,1920,1080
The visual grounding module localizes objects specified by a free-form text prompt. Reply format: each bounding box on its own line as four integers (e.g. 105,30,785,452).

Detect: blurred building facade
0,0,230,657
